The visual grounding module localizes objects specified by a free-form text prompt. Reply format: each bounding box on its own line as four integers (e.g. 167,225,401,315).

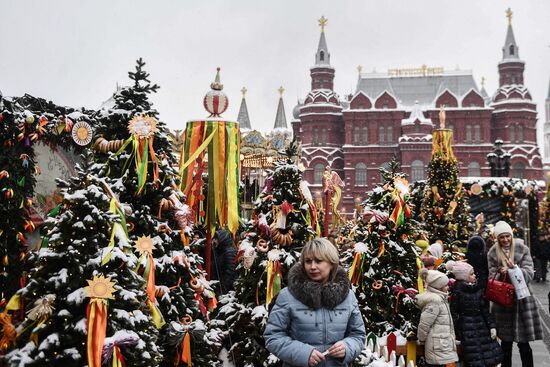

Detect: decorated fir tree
212,142,317,367
419,107,472,245
5,155,162,366
91,59,219,366
345,158,420,337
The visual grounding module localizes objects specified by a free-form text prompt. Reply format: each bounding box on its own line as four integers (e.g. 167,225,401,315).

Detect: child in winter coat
416,269,458,367
446,260,502,367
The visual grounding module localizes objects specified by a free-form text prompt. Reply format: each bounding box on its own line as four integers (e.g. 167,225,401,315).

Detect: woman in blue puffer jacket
264,238,366,366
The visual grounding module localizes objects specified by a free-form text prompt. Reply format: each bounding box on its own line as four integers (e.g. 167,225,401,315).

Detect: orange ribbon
86,299,108,367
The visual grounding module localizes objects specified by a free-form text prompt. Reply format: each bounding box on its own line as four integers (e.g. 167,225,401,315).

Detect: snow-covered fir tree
345,158,420,339
5,154,162,366
91,58,219,366
419,125,472,245
212,143,316,367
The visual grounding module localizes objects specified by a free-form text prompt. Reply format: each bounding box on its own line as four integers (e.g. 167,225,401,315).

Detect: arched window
387,126,393,143
379,126,385,144
474,124,481,142
467,161,481,177
415,123,420,134
466,125,472,143
448,124,455,139
512,162,525,179
319,51,325,61
517,125,524,143
362,127,368,144
313,128,319,145
355,163,367,186
321,128,327,144
354,127,360,145
510,126,515,143
509,45,515,56
511,75,517,84
314,163,325,184
411,160,424,182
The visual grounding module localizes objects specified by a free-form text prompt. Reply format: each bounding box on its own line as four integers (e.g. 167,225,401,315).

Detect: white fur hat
494,221,513,238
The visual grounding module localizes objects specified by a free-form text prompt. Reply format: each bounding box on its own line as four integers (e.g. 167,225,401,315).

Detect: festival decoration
85,274,116,367
134,235,165,328
203,67,228,117
101,197,129,266
71,121,93,146
178,120,240,236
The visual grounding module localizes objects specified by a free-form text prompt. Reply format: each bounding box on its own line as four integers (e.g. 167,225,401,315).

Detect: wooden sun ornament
128,115,158,138
85,274,117,300
71,121,93,146
134,235,156,256
85,274,117,367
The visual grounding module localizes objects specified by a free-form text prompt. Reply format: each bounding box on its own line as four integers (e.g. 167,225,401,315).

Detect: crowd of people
212,222,547,367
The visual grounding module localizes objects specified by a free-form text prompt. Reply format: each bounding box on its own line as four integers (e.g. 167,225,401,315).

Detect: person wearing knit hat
416,269,458,366
466,235,489,290
488,220,542,367
446,260,503,366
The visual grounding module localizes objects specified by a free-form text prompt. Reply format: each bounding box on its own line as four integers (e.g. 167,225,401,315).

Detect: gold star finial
241,87,247,97
506,8,513,26
318,16,328,33
278,86,285,97
357,65,363,75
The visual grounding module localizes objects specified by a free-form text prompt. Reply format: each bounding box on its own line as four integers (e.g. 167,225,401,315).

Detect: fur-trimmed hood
416,288,447,309
287,262,350,310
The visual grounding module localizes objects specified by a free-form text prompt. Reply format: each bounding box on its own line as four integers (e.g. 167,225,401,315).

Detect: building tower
237,87,252,130
490,8,542,178
293,16,344,191
544,78,550,165
273,86,288,130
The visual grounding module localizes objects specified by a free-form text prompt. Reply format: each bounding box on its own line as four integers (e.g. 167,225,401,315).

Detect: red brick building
292,17,542,212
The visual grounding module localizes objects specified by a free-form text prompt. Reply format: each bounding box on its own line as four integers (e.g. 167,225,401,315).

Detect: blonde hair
495,234,515,267
300,238,340,280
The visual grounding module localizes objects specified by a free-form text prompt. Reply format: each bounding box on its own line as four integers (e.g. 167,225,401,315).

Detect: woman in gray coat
264,238,366,366
488,221,543,367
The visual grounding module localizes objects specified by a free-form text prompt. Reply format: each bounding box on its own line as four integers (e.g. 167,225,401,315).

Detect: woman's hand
498,266,508,275
327,341,346,359
308,349,325,366
504,258,514,268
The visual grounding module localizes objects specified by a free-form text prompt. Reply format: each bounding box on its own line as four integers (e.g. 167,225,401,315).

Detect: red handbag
485,272,515,308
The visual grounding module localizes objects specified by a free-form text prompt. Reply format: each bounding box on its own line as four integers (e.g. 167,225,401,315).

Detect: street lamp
487,139,511,177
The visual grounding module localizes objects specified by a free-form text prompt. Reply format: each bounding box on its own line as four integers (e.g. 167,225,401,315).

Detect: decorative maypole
178,68,240,278
420,105,472,244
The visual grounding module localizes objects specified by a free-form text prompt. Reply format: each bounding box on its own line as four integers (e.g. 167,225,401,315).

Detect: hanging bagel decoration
269,222,293,246
256,239,269,253
93,136,126,153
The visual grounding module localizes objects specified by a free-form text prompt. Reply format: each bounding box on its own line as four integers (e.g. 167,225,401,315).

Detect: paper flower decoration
128,115,158,138
27,294,56,321
85,274,116,300
72,121,93,146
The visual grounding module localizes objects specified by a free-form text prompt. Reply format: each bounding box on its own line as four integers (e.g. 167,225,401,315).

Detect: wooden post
324,190,330,237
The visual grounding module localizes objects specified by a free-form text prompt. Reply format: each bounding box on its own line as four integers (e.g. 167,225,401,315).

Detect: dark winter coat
466,236,489,289
210,229,237,295
487,240,543,342
450,281,502,367
264,264,366,367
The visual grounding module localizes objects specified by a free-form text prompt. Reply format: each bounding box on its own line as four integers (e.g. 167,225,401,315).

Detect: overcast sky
1,1,549,142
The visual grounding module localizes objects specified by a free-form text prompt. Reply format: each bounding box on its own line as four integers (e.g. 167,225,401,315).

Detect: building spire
315,16,330,66
273,86,288,129
502,8,519,60
237,86,251,130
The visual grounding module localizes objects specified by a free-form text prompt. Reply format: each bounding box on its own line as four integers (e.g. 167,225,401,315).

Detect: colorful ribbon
101,198,129,265
87,299,108,367
265,260,282,306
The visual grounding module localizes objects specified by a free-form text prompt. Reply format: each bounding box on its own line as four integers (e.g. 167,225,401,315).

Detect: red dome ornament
203,67,228,117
